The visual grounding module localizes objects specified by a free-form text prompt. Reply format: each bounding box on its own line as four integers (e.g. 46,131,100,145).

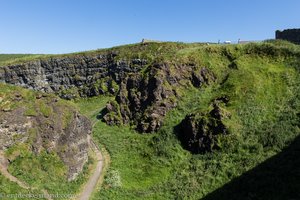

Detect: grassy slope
0,42,205,67
0,174,43,200
74,41,300,200
0,43,139,66
1,40,300,199
0,54,43,66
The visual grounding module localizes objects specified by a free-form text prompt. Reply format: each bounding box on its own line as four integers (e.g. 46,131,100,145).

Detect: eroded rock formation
0,92,92,180
0,50,216,134
178,98,230,153
103,63,215,133
0,53,147,99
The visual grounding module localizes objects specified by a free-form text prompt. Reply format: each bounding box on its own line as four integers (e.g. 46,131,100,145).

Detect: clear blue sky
1,0,299,54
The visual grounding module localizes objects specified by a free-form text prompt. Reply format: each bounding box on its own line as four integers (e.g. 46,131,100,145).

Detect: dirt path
0,151,53,200
77,140,104,200
0,151,30,189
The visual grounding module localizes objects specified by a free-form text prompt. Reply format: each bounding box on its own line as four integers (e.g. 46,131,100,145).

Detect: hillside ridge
1,40,300,199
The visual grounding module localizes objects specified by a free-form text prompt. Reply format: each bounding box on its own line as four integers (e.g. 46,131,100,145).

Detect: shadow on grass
96,108,107,120
202,135,300,200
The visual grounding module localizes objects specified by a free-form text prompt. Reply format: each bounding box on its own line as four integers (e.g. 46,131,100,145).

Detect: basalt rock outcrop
103,63,216,133
0,53,147,99
0,50,216,133
0,88,92,180
178,98,230,153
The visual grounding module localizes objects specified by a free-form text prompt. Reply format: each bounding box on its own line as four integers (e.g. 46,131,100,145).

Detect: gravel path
77,140,104,200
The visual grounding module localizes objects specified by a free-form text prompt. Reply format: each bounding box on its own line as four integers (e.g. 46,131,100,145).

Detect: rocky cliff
103,62,215,132
0,53,146,99
0,84,92,180
0,45,216,133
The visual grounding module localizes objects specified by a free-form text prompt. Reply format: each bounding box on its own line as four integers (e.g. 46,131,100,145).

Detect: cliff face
0,48,217,133
0,54,146,99
0,84,92,180
103,63,215,132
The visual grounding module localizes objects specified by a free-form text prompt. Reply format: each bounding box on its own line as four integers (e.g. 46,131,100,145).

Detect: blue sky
0,0,299,54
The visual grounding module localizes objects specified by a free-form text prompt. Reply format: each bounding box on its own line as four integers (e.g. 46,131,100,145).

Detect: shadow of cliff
96,108,107,120
202,135,300,200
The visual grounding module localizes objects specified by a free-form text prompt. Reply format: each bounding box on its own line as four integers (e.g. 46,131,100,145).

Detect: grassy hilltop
1,40,300,199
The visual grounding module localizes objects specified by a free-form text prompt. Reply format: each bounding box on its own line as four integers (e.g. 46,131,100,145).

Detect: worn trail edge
0,151,53,200
77,140,104,200
0,151,30,189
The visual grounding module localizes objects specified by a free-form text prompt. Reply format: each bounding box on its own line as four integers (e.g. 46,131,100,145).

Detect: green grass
73,41,300,199
75,96,112,122
0,40,299,68
0,54,44,66
2,40,300,199
0,174,43,200
7,145,92,196
75,96,176,199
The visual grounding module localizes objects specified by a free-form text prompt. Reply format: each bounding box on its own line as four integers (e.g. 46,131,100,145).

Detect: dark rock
178,102,230,154
191,72,204,87
0,51,217,134
191,68,216,88
215,95,230,105
14,93,23,101
102,101,123,126
103,62,215,133
0,53,147,99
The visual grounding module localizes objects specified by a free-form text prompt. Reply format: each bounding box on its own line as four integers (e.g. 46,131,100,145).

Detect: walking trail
0,151,30,189
77,139,104,200
0,109,107,200
0,151,52,200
